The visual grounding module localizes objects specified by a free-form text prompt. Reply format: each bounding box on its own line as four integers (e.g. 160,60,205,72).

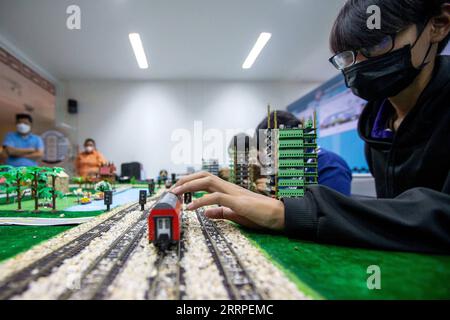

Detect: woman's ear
430,4,450,44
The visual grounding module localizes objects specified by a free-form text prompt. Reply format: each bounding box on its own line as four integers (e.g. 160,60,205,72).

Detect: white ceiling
0,0,344,82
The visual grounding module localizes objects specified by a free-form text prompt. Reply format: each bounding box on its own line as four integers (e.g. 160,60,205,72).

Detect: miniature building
98,162,117,183
202,159,219,176
274,121,318,198
48,171,70,194
262,108,319,199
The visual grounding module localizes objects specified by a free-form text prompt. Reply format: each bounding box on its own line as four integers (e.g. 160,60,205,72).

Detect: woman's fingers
172,176,217,195
172,172,256,198
183,190,285,231
204,207,262,229
172,171,209,189
187,192,235,210
203,207,226,219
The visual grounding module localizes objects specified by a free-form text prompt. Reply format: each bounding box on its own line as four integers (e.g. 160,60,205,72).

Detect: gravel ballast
0,200,309,300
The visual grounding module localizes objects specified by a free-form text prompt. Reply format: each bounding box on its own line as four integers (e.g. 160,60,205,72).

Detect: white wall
60,80,319,178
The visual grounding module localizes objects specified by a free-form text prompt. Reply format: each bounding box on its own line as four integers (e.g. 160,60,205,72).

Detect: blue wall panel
318,129,367,171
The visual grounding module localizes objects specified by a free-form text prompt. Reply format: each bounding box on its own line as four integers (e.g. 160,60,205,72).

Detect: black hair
255,111,302,150
84,138,96,146
330,0,450,54
256,110,302,131
16,113,32,123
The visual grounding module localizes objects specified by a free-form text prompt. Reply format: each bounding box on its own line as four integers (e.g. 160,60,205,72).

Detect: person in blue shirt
255,110,352,196
2,114,44,167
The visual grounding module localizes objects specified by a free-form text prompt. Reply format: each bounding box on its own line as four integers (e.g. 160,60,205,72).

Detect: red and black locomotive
148,192,182,250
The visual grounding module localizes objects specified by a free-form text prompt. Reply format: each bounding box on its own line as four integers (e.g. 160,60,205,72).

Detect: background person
2,114,44,167
75,138,107,178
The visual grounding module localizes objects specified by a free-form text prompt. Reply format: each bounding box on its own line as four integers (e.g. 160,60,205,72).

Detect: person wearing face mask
171,0,450,254
2,114,44,167
75,138,107,178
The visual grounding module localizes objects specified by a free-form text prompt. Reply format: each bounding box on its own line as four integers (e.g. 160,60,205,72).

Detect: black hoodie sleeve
283,185,450,254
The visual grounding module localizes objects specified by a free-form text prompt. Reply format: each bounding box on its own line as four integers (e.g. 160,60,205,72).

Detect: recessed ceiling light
128,33,149,69
242,32,272,69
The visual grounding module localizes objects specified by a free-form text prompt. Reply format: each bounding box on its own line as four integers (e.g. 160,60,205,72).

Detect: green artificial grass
243,230,450,300
0,196,81,213
0,194,32,205
0,208,106,262
0,225,74,262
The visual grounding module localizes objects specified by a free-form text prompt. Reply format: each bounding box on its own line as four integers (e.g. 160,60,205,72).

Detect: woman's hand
171,172,285,231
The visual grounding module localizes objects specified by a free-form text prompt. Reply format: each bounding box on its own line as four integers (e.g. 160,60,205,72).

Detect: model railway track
146,215,185,300
196,209,263,300
57,214,149,300
0,201,143,300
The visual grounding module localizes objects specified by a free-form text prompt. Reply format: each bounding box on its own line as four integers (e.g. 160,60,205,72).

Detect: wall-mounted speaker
68,99,78,114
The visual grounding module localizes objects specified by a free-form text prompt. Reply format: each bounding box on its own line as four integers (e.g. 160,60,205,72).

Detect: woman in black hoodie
172,0,450,254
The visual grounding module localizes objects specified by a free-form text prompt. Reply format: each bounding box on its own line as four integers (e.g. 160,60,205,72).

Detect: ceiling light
242,32,272,69
128,33,149,69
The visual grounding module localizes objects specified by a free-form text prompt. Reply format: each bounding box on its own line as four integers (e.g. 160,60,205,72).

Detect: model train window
156,217,171,238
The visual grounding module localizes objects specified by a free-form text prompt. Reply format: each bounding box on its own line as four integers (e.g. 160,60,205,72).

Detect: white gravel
0,192,163,284
214,220,310,300
181,210,229,300
106,232,158,300
0,202,138,284
150,248,181,300
13,209,146,300
1,194,310,300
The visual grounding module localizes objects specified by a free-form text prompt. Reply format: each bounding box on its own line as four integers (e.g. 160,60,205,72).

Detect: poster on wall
287,75,366,138
318,89,366,137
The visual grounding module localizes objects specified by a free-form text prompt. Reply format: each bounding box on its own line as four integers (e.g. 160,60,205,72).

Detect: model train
148,192,182,250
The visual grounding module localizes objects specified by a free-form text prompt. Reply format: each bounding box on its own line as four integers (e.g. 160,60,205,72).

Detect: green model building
262,107,318,199
276,118,318,198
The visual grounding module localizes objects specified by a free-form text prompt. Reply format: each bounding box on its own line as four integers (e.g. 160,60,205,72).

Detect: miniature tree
95,180,112,193
43,167,65,212
11,167,26,211
38,186,53,208
25,166,44,212
72,176,83,189
0,165,15,204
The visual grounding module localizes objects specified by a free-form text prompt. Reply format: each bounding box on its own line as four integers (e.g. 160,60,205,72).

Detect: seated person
255,111,352,196
2,114,44,167
75,138,107,178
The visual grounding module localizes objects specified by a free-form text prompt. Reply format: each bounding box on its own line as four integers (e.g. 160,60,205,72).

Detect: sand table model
0,192,308,300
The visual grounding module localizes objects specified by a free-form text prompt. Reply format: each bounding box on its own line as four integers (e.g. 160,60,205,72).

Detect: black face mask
343,42,432,101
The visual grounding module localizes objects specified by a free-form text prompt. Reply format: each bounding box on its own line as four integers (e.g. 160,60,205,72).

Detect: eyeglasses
329,33,397,70
329,20,431,71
